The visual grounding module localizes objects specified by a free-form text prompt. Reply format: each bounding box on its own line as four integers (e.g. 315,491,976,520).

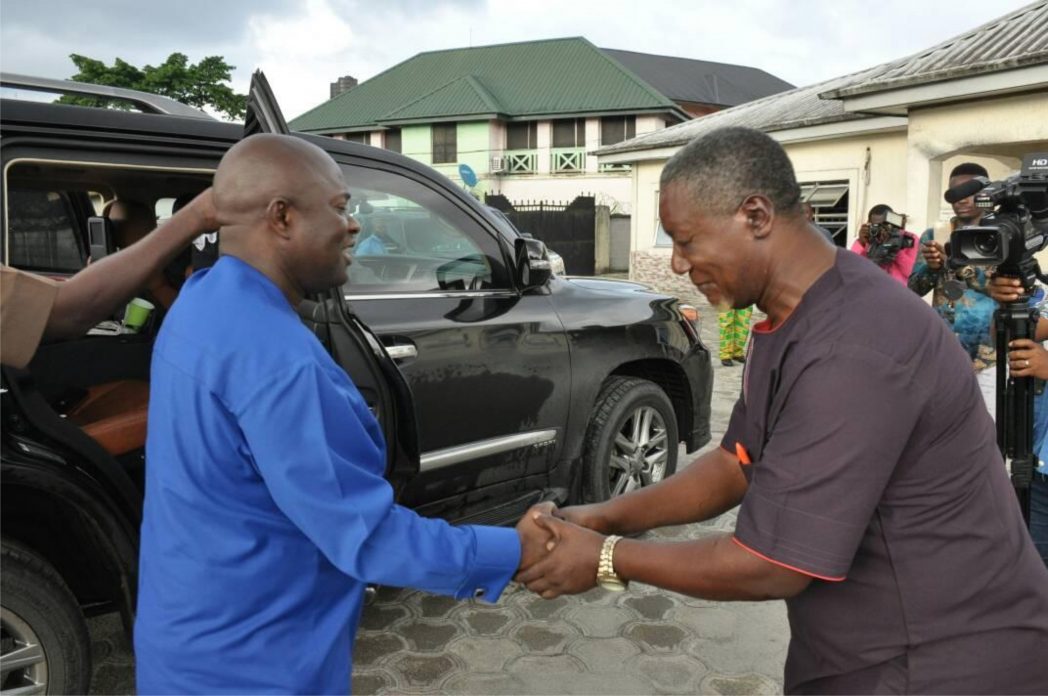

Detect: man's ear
264,198,294,240
739,194,774,239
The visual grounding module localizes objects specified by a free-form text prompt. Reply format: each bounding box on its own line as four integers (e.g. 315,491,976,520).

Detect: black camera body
866,210,914,266
948,153,1048,285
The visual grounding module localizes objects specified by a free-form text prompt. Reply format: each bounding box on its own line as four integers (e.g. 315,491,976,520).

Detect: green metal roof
291,37,687,133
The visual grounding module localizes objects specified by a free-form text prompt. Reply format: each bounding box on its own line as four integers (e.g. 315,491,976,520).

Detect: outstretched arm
45,189,218,339
555,444,748,537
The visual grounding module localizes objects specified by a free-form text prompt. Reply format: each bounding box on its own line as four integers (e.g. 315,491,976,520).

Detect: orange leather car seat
66,380,149,456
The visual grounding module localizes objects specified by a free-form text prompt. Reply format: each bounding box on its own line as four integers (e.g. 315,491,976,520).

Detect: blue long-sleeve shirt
135,256,520,694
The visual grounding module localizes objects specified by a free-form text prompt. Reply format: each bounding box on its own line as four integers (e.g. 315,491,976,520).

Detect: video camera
948,153,1048,286
865,209,913,267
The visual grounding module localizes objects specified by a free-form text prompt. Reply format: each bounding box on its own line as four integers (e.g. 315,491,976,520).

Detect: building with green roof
290,37,792,212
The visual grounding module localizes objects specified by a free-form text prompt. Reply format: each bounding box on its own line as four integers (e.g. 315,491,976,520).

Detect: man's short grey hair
660,127,801,217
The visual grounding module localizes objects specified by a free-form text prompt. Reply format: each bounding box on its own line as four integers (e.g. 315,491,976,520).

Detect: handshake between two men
513,501,621,599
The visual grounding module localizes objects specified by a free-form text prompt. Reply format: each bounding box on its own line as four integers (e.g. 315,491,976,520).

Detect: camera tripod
995,293,1040,527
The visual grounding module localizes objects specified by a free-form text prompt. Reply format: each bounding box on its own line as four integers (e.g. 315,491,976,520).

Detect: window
431,123,457,164
552,118,585,148
7,189,85,272
343,132,368,144
800,181,850,245
343,164,504,293
506,122,538,150
385,128,401,153
600,116,635,146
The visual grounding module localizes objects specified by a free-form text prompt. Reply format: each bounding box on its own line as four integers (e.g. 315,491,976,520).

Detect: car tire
1,539,91,696
582,377,678,503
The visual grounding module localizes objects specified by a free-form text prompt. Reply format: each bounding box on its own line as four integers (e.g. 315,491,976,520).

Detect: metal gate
486,194,596,276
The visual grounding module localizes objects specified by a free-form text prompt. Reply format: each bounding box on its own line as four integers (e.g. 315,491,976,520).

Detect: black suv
0,75,712,693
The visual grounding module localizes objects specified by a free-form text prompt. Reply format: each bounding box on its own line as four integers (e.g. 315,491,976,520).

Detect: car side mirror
87,216,115,261
515,237,552,290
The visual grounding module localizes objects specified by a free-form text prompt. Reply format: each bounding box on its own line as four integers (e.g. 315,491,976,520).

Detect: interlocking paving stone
513,622,577,652
354,633,408,667
447,636,523,672
387,652,460,688
418,594,460,619
351,669,395,694
623,594,677,620
633,652,710,694
359,603,410,631
566,636,641,671
700,672,781,695
522,594,570,619
565,604,635,638
399,620,459,652
623,622,690,651
461,606,515,635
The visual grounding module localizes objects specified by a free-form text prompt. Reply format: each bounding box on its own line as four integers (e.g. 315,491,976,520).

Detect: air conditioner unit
490,156,505,174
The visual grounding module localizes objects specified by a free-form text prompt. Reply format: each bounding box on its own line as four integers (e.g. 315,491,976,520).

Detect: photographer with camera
908,163,998,417
988,276,1048,565
850,204,918,284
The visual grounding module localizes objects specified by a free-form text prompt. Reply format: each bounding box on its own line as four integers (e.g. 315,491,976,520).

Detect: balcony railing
551,148,585,173
504,150,538,174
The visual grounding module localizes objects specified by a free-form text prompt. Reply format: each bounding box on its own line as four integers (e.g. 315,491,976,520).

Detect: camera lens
973,235,998,255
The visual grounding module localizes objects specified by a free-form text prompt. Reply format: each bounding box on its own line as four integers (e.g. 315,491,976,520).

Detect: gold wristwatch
596,535,628,591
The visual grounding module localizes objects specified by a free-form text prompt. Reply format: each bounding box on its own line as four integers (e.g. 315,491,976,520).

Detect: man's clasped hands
513,501,618,599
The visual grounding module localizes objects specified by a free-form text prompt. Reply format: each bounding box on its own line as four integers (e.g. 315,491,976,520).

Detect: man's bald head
213,134,343,221
210,133,358,304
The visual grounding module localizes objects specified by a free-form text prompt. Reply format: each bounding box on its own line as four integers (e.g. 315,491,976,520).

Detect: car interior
3,160,402,490
4,161,214,489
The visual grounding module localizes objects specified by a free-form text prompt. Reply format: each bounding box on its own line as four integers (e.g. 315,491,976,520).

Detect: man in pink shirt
850,204,919,285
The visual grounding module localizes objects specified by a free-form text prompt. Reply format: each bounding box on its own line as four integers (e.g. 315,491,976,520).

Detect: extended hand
988,275,1025,304
922,241,945,270
516,513,605,598
1008,338,1048,379
516,502,557,573
181,187,223,233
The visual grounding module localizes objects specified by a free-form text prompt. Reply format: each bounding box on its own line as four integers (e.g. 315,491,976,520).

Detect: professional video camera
944,153,1048,527
865,209,913,266
948,153,1048,286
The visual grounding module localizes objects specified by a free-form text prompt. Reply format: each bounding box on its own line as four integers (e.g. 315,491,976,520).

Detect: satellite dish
458,163,478,188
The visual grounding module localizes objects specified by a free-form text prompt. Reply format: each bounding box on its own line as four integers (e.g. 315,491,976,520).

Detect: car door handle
385,344,417,361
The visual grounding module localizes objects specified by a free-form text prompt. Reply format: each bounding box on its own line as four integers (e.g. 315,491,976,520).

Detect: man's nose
346,215,362,235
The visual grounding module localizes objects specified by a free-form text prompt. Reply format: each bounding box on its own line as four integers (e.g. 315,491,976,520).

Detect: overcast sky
0,0,1036,121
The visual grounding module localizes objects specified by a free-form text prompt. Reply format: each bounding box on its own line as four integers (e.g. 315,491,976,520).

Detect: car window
6,188,85,272
341,165,508,294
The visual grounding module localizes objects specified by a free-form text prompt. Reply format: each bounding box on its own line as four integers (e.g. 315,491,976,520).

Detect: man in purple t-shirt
517,127,1048,693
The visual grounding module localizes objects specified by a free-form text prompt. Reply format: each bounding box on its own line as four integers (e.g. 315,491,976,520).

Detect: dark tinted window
432,123,457,164
385,128,401,153
552,118,585,148
506,122,537,150
7,189,84,272
343,132,368,144
600,116,636,146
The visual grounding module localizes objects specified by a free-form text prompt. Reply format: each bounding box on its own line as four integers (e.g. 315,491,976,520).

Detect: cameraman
988,275,1048,565
908,163,997,417
850,204,918,284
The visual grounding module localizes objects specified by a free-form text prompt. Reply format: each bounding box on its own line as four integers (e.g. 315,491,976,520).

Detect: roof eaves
820,2,1047,99
376,113,500,126
823,53,1048,99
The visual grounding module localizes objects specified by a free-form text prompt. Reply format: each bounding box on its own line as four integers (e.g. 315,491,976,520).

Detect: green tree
59,53,246,120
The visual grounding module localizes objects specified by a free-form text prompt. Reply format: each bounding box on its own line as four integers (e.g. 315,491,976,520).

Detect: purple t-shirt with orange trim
722,249,1048,694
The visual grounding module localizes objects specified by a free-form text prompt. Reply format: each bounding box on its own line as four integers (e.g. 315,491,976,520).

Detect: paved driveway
88,294,789,695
